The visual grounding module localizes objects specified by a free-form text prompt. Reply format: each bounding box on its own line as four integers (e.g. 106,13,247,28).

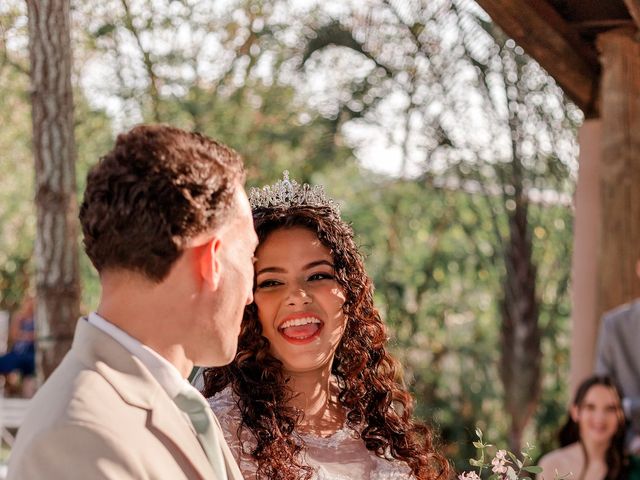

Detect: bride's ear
570,404,580,423
199,237,222,290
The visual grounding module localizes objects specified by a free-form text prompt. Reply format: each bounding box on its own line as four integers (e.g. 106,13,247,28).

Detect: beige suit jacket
8,319,244,480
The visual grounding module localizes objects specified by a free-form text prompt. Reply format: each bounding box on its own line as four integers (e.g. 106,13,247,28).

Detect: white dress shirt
87,312,202,404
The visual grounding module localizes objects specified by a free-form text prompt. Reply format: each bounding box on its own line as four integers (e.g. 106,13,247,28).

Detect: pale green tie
174,389,228,480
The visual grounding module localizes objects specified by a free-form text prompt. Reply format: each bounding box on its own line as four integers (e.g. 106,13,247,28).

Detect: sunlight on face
253,227,347,374
210,187,258,363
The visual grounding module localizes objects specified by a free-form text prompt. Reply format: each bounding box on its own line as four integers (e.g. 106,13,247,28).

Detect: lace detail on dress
208,388,414,479
208,387,259,478
301,425,355,449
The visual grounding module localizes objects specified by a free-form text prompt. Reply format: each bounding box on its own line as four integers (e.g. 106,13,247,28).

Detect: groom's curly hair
79,124,244,282
203,205,451,480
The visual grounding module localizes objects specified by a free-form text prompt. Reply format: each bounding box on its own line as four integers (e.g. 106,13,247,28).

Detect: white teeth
279,317,321,329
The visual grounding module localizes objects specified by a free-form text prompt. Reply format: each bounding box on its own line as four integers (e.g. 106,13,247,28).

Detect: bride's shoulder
207,387,241,420
207,387,258,474
538,443,581,479
207,387,251,445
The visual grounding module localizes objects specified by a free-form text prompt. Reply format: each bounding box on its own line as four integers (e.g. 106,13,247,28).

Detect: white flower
458,472,481,480
495,450,508,461
491,450,509,474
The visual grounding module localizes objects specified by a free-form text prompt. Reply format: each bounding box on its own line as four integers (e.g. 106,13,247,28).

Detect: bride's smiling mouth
277,314,324,344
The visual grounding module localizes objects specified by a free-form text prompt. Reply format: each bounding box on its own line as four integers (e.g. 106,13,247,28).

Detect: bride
201,172,450,480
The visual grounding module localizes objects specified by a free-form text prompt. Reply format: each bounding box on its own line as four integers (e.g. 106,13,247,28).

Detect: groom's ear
198,236,223,290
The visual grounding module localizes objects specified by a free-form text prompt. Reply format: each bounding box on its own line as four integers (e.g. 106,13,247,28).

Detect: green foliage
461,429,545,480
74,99,115,309
0,48,33,312
301,0,577,461
0,5,113,311
0,82,114,311
164,81,353,186
326,163,572,468
0,0,576,469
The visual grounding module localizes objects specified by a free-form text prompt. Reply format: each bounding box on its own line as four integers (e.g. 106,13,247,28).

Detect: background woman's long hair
557,375,627,480
203,205,451,480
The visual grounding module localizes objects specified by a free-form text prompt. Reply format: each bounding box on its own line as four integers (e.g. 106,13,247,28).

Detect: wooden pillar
597,29,640,316
569,119,602,397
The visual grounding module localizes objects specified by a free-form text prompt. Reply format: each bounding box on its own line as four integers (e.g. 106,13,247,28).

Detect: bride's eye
256,279,282,289
308,272,334,281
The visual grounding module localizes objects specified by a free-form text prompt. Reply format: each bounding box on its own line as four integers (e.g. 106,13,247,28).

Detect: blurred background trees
0,0,580,468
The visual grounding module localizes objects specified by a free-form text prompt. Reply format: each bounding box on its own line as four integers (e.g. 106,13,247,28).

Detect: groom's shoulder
22,353,137,433
11,353,155,474
7,361,153,480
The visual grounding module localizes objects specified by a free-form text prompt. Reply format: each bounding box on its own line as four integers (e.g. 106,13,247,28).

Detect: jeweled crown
249,171,340,215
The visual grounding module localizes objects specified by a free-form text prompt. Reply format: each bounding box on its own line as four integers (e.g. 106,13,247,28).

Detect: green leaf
522,444,535,459
469,459,485,467
475,427,483,440
473,442,484,449
93,23,116,38
523,466,543,474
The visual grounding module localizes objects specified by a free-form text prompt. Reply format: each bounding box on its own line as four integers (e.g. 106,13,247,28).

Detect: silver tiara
249,171,340,215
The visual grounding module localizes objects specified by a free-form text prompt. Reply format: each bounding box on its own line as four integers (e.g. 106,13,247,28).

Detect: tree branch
120,0,161,122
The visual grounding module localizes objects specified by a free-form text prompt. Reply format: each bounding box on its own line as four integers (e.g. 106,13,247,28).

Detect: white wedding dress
209,388,414,479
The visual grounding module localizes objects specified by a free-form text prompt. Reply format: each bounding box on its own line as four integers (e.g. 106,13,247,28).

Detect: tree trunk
497,47,544,454
499,196,541,454
27,0,80,381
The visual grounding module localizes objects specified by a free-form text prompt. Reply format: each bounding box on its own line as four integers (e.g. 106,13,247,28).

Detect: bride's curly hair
203,204,451,480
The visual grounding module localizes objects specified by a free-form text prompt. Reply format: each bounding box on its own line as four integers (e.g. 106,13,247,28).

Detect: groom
9,125,257,479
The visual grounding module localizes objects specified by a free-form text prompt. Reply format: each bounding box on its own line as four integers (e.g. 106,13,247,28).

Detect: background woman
537,375,627,480
202,173,450,480
0,295,36,397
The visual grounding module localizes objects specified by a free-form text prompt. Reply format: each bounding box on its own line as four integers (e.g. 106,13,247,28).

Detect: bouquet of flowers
458,429,548,480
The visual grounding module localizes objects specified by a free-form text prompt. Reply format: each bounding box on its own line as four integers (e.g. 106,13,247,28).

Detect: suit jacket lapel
147,398,217,479
71,319,218,480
